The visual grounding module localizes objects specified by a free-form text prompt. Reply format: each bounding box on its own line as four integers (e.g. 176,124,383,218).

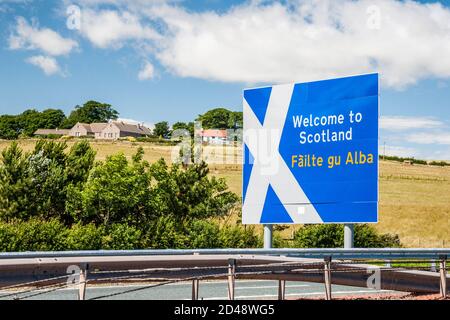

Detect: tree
73,150,152,226
39,109,66,129
154,121,170,138
65,140,96,186
0,142,30,220
17,109,41,136
0,140,96,224
172,121,194,137
148,159,239,221
0,141,67,221
63,101,118,128
197,108,230,129
196,108,243,129
228,111,243,129
0,115,21,139
0,108,66,139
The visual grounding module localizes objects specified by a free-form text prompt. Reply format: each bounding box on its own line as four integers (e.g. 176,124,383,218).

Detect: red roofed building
196,129,228,144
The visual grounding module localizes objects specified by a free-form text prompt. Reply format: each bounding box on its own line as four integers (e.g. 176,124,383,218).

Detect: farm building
34,128,71,136
69,123,107,138
99,121,152,139
196,129,228,145
35,121,152,140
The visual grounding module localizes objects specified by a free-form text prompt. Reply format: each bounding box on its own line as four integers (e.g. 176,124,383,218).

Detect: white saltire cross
242,84,323,224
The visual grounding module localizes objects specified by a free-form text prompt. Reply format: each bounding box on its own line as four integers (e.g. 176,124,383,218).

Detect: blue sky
0,0,450,159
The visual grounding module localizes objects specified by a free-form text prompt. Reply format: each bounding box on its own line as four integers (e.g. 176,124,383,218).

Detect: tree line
0,101,118,139
1,102,243,140
153,108,243,138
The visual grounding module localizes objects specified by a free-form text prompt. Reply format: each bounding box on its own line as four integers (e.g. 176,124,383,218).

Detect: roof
110,121,152,135
72,123,92,132
89,123,108,133
73,122,107,133
72,122,152,135
34,128,70,135
196,129,228,138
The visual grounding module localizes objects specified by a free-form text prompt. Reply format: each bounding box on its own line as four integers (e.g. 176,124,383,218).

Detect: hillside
1,139,449,247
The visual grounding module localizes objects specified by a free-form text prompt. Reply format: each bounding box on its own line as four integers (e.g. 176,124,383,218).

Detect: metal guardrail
0,248,448,300
0,248,449,260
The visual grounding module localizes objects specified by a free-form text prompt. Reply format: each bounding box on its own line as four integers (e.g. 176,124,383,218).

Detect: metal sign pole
344,224,354,248
263,224,273,249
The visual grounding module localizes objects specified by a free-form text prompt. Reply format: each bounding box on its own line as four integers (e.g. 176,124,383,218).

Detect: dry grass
1,139,449,247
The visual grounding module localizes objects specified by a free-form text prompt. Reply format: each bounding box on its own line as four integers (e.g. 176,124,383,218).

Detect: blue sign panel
242,74,379,224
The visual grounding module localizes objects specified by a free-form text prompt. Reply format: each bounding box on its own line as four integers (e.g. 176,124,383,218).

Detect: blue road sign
242,74,379,224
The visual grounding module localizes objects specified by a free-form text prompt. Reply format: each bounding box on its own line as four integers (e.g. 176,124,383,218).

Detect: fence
0,248,448,300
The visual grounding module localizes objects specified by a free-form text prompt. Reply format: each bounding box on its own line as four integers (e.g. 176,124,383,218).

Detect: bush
0,220,149,251
218,225,261,248
35,134,64,139
146,216,187,249
0,218,67,251
102,224,143,250
273,233,293,248
380,155,428,165
293,224,401,248
64,223,105,250
187,220,221,248
293,224,343,248
135,137,179,146
429,161,450,167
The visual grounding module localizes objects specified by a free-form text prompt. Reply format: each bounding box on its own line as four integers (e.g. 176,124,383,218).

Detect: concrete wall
69,124,89,137
99,123,121,140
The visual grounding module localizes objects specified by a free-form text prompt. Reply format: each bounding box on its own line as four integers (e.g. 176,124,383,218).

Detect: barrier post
324,257,332,300
440,256,447,298
278,280,286,300
78,263,88,301
227,259,236,300
192,279,199,300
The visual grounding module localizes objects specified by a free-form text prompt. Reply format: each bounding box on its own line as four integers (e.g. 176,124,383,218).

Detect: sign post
344,224,354,248
263,224,273,249
242,74,379,243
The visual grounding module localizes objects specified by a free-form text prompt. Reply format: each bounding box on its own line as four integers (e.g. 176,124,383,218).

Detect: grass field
1,139,449,247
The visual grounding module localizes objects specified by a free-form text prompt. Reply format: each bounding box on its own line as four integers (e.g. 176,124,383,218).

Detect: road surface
0,280,393,300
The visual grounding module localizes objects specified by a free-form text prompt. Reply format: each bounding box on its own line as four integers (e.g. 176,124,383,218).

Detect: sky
0,0,450,159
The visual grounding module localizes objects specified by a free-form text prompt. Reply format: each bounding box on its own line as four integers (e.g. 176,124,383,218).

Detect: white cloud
138,61,155,80
9,0,450,87
26,55,62,76
73,0,450,87
9,17,78,56
406,132,450,145
148,0,450,87
380,116,444,131
78,9,161,49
